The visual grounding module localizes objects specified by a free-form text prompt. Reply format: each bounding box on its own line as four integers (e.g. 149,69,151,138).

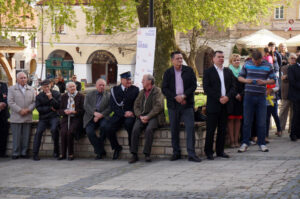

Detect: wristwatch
252,80,257,85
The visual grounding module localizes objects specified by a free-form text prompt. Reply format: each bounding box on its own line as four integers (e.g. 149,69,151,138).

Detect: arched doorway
195,46,214,77
46,50,74,81
87,50,118,84
29,59,37,75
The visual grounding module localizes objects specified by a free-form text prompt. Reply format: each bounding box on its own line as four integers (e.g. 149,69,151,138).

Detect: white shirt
214,64,226,96
18,83,26,95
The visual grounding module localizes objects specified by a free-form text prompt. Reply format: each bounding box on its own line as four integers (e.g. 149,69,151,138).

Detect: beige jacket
8,84,36,123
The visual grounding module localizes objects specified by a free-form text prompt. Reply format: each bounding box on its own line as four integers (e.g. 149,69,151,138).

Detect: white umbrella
236,29,286,48
286,34,300,47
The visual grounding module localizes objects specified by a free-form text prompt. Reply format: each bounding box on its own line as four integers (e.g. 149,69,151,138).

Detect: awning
236,29,286,48
286,34,300,47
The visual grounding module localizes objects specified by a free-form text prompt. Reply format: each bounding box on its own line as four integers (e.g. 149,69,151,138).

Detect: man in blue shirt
238,50,276,152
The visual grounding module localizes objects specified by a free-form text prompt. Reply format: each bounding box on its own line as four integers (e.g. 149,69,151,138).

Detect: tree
0,0,288,84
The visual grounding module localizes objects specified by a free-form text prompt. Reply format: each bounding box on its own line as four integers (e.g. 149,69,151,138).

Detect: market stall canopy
236,29,286,48
286,34,300,47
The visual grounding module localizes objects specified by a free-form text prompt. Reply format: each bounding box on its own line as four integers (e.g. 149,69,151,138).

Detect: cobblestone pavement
0,132,299,199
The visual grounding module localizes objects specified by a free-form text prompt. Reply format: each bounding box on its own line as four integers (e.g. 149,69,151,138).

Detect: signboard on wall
134,27,157,89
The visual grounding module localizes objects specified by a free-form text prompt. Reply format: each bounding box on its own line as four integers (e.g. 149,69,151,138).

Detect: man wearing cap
32,79,61,161
105,71,139,160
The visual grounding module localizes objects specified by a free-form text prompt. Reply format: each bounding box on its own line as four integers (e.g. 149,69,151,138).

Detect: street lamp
149,0,154,27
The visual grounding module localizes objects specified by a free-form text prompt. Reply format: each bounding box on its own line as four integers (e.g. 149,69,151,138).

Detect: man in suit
8,72,35,159
0,81,9,157
238,50,276,152
105,71,139,160
203,50,235,160
33,79,61,161
162,51,201,162
288,55,300,141
84,78,111,159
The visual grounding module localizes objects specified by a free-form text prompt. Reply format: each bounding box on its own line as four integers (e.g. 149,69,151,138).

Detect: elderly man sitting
129,74,165,163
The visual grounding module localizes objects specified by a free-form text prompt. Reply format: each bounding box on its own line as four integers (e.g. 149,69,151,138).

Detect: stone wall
6,122,206,159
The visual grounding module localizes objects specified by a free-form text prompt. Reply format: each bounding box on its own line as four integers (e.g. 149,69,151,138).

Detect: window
31,37,36,48
20,61,25,69
274,6,284,19
20,36,25,45
53,18,65,34
11,36,16,41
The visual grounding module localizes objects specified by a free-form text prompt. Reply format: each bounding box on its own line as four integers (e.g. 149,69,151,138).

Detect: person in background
8,72,35,159
32,79,61,161
50,78,60,92
268,42,282,76
287,55,300,141
129,74,164,164
263,47,273,65
0,81,9,157
227,54,243,148
266,81,282,142
56,75,66,94
71,75,81,91
278,43,290,67
279,53,297,135
58,82,84,160
105,72,139,160
162,51,201,162
238,50,276,153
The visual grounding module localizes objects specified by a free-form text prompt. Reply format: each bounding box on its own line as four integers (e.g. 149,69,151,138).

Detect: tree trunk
136,0,176,86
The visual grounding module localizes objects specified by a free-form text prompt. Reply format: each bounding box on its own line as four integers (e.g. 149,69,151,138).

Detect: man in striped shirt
238,50,276,153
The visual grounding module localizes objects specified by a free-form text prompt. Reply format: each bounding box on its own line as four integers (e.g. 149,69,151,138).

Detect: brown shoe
128,154,138,164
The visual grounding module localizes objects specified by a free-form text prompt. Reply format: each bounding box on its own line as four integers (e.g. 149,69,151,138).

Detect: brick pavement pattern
0,133,299,199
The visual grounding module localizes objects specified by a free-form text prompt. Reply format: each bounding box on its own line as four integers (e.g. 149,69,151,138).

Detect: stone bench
6,121,206,159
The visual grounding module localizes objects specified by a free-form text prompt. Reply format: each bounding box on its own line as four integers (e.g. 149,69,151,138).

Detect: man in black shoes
128,74,164,164
33,80,61,161
105,71,139,160
162,51,201,163
0,81,9,158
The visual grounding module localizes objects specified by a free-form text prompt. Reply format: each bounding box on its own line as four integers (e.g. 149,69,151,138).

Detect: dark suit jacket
288,63,300,102
0,82,9,120
110,84,139,117
59,92,85,123
36,90,61,120
203,65,236,113
83,90,111,128
162,65,197,109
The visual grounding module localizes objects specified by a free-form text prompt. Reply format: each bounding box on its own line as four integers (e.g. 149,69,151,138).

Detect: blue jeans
168,107,196,157
242,94,267,146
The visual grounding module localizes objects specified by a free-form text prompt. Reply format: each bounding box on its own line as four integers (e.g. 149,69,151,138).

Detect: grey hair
16,72,27,79
96,78,106,85
145,74,155,85
289,53,297,59
66,81,76,88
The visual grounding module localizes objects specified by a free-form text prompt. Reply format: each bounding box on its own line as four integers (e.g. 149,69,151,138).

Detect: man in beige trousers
8,72,35,159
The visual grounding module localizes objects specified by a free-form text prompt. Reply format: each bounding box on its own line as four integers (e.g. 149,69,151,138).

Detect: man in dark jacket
288,56,300,141
105,71,139,160
0,81,9,157
71,75,81,91
129,74,164,163
33,79,61,161
162,51,201,162
203,51,236,160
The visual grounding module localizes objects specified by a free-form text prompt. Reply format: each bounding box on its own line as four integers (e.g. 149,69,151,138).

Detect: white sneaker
259,145,269,152
238,143,248,153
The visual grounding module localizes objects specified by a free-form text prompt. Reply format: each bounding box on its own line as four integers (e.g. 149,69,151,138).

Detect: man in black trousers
33,79,61,160
162,51,201,162
105,71,139,160
203,50,235,160
0,81,9,157
288,55,300,141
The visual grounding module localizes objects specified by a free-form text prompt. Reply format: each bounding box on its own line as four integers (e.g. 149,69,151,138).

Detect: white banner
134,27,156,89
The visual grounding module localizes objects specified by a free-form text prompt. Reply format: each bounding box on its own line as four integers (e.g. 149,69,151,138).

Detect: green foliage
241,48,249,56
232,45,240,54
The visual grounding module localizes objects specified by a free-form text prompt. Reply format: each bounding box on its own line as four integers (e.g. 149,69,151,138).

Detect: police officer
0,81,9,157
105,71,139,160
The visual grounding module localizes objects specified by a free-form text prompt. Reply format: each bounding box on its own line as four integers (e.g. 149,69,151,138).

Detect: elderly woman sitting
58,82,85,160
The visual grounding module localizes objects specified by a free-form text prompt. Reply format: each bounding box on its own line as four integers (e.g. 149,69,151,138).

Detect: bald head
96,78,106,93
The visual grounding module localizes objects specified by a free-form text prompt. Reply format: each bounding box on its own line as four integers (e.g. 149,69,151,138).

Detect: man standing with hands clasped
203,50,236,160
238,49,276,153
162,51,201,162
